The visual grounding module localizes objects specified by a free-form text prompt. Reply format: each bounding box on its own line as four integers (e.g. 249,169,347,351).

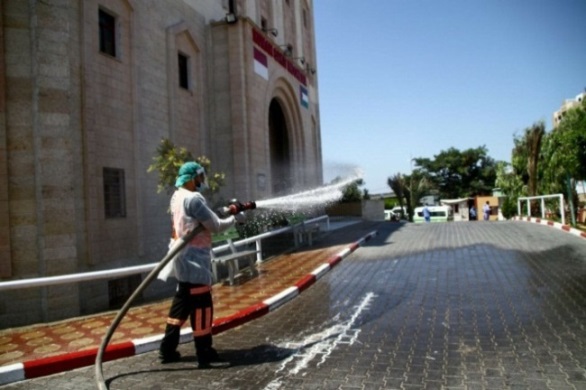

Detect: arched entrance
268,99,291,194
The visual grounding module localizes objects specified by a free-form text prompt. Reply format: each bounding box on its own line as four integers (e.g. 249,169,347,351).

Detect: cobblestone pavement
3,221,586,390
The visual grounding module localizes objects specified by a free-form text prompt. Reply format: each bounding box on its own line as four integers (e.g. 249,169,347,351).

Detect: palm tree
387,174,406,219
526,122,545,197
388,172,432,221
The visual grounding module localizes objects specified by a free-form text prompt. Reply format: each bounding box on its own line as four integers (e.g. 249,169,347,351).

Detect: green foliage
383,197,398,209
500,196,517,220
147,138,191,194
386,98,584,221
362,188,370,200
413,146,497,199
512,122,545,196
495,161,526,201
387,173,406,206
212,226,240,243
387,175,403,198
340,179,364,202
541,103,586,185
147,138,226,204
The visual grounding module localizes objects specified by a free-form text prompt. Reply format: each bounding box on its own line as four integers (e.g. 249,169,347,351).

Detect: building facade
553,91,585,128
0,0,321,327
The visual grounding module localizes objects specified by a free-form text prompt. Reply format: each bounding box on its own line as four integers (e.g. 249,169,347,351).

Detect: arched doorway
268,99,291,194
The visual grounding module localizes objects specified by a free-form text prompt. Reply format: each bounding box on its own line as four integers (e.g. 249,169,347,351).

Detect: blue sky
313,0,586,194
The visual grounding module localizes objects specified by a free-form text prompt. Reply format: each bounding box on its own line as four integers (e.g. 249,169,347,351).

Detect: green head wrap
175,162,205,187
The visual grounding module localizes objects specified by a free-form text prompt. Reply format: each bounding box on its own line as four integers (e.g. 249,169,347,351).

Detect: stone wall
2,0,81,324
0,0,322,328
326,200,385,221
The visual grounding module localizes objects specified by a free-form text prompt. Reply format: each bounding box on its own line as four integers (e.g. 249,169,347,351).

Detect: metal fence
0,215,330,292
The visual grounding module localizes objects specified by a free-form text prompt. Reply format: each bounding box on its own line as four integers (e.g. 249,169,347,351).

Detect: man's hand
234,212,246,224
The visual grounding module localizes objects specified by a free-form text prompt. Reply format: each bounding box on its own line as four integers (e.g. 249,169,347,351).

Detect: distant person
483,201,491,221
470,206,477,221
423,205,431,223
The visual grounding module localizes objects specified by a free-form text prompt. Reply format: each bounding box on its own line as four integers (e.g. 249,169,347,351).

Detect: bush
147,138,225,205
500,197,517,220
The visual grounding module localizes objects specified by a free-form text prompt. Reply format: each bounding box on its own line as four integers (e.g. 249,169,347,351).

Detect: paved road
4,221,586,390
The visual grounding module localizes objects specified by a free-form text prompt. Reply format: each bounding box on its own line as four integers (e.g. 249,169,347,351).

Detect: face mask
197,181,209,191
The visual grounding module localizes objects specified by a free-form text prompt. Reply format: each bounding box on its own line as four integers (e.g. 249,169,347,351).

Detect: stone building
553,91,585,128
0,0,321,328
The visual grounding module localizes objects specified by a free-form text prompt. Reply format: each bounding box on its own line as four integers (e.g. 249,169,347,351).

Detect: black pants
159,282,214,358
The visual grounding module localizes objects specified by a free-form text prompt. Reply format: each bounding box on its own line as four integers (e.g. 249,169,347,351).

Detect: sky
313,0,586,195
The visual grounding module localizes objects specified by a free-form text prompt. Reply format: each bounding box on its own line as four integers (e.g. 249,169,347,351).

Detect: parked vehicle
384,209,399,221
385,206,407,221
413,205,453,223
391,206,407,219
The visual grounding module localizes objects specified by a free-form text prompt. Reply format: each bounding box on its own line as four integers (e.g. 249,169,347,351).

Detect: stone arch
268,99,290,194
265,77,304,195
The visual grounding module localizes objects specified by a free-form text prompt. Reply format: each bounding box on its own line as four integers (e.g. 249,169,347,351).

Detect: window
108,275,141,308
261,17,268,30
178,53,189,89
99,9,116,56
103,168,126,218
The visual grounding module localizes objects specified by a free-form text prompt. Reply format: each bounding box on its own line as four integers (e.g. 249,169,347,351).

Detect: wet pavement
2,220,586,389
0,219,377,383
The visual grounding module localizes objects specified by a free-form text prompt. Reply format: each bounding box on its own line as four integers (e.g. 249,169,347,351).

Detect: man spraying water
158,162,247,368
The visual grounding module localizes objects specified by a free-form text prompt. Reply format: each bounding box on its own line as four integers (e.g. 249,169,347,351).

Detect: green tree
340,179,364,202
413,146,497,199
403,170,433,221
147,138,226,203
512,121,545,197
541,101,586,185
495,162,525,219
387,173,406,219
540,101,586,225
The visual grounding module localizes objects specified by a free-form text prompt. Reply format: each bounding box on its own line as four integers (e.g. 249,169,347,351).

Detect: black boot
159,324,182,364
159,350,181,364
197,347,230,369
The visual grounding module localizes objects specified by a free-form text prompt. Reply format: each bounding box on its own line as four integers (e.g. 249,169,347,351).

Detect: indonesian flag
253,47,268,80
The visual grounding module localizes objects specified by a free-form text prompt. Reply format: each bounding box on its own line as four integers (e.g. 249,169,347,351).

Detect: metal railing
212,214,330,262
0,215,330,292
517,194,565,226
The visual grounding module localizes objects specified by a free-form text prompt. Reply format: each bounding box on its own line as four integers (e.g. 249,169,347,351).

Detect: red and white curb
0,230,378,386
512,216,586,240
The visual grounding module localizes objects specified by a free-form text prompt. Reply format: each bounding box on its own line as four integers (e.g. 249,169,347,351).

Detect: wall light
292,56,305,65
279,44,293,57
262,27,278,37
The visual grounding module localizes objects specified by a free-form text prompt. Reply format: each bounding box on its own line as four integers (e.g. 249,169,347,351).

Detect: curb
512,216,586,240
0,230,378,386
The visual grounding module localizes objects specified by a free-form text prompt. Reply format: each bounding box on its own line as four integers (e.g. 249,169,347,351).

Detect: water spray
216,169,362,216
254,169,363,212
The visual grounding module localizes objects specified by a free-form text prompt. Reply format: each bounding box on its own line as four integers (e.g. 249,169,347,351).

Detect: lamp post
410,157,414,222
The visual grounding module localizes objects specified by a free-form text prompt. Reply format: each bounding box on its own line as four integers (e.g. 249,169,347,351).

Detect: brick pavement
0,219,378,385
2,220,586,390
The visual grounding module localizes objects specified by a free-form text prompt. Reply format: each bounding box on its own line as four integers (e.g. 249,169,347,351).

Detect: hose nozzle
218,199,257,217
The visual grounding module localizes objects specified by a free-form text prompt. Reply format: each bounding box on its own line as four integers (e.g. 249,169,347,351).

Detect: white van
384,206,407,221
413,205,453,223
